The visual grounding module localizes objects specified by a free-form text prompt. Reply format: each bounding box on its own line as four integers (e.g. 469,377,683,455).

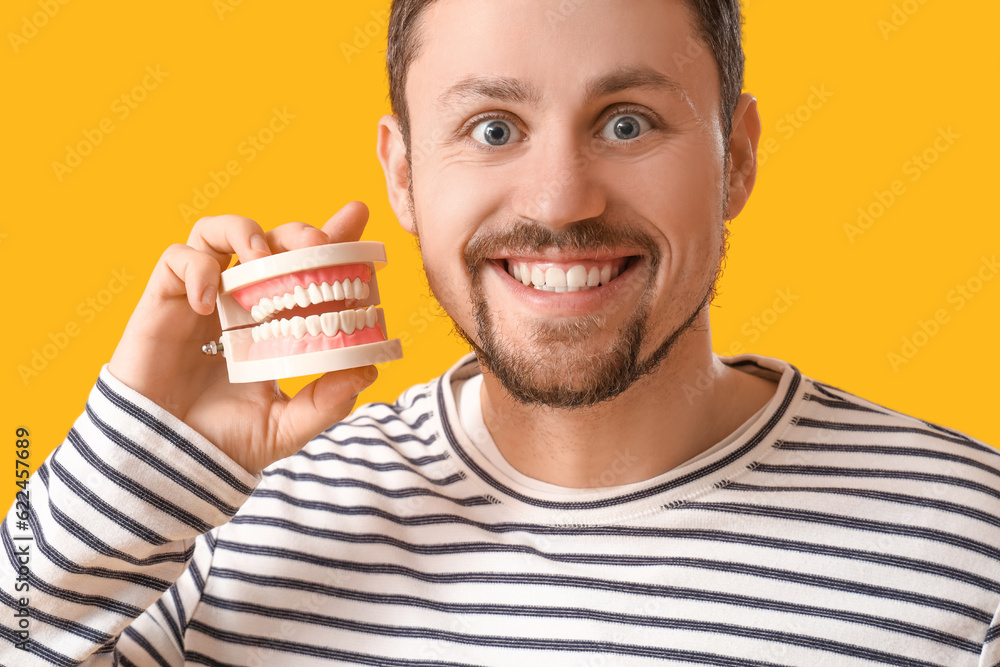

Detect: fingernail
201,285,217,309
250,235,270,254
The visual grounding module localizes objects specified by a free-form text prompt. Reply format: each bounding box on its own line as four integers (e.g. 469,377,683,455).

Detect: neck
477,317,779,488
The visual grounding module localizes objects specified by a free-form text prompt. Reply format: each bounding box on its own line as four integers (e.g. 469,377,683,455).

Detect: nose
512,133,607,229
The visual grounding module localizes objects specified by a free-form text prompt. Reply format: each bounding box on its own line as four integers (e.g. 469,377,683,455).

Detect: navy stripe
209,567,980,653
307,437,446,464
85,405,240,517
0,616,77,666
47,456,168,545
439,368,802,510
803,391,885,414
792,417,997,455
267,451,464,485
754,462,1000,503
25,502,182,588
726,482,1000,529
0,587,114,646
320,430,438,448
95,377,253,496
155,596,183,652
775,440,1000,480
122,625,172,667
187,621,482,666
39,461,193,570
3,525,143,617
67,428,213,533
684,501,1000,561
342,408,434,431
256,470,493,506
215,539,996,638
198,594,946,666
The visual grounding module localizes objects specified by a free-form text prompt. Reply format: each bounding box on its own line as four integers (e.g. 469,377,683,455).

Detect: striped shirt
3,353,1000,666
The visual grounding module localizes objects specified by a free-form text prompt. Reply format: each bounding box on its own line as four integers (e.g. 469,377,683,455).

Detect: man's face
398,0,735,407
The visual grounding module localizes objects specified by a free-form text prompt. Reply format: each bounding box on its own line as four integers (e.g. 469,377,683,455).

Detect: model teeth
508,262,621,292
250,280,372,322
250,306,378,342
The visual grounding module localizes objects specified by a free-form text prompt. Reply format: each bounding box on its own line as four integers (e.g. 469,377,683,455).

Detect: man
4,0,999,664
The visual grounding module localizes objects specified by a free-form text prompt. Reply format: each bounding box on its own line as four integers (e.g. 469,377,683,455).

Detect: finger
264,221,331,254
272,365,378,456
152,243,224,316
187,214,272,269
320,201,370,243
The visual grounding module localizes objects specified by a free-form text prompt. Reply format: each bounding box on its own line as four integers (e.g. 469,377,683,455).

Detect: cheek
606,137,726,259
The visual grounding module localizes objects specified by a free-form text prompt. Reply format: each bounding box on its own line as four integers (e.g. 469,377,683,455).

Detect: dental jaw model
214,242,403,383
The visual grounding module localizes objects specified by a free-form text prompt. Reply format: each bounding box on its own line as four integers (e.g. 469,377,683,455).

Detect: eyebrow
435,65,688,111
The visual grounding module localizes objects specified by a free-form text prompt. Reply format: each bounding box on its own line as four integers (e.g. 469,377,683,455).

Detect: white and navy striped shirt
3,353,1000,666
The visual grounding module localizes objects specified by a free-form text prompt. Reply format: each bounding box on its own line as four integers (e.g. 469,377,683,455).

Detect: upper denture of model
230,263,386,360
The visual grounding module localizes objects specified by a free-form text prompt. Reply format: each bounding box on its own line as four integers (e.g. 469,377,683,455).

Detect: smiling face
379,0,758,408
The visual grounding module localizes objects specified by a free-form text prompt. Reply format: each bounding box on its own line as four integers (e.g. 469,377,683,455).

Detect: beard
417,210,728,410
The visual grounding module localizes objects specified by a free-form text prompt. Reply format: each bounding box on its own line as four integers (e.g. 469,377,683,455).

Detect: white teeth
531,267,545,287
294,285,310,308
321,312,339,336
272,296,284,312
308,283,323,305
545,267,567,288
507,261,622,290
587,267,601,287
343,279,355,299
332,281,345,300
352,278,363,298
251,307,380,342
320,282,335,301
340,309,356,335
566,265,587,288
251,305,263,321
282,293,296,309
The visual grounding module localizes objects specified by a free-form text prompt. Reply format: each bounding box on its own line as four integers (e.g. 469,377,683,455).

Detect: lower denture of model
230,263,386,361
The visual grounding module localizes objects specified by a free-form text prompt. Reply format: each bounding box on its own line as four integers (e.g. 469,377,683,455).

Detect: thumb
272,366,378,457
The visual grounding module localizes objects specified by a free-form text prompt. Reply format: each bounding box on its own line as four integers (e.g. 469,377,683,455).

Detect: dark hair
386,0,745,148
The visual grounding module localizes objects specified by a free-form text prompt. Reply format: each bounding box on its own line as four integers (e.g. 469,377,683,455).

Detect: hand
108,202,377,475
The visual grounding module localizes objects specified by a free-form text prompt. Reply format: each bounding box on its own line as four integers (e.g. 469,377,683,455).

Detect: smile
502,257,633,292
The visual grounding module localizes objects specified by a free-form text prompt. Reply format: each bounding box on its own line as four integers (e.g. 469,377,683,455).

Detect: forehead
407,0,719,116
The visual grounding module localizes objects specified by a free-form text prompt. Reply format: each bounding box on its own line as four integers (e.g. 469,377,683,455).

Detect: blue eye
601,114,651,141
471,119,521,146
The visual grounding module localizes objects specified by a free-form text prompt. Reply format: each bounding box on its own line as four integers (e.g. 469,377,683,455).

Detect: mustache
464,216,661,274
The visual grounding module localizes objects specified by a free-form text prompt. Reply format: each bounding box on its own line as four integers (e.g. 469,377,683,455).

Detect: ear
377,114,416,235
725,93,762,220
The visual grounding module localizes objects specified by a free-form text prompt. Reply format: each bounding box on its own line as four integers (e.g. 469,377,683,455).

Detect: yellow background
3,0,997,507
